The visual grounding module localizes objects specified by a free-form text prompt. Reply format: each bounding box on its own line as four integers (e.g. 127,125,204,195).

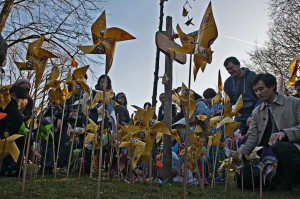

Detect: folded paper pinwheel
0,134,24,162
78,11,136,74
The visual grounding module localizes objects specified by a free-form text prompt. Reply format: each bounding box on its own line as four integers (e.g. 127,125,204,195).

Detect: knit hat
14,78,31,87
10,86,29,99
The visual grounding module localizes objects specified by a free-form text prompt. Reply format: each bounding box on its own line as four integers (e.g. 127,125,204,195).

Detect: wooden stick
41,137,49,179
97,75,108,199
18,135,28,179
67,91,83,177
211,145,219,188
224,136,233,192
241,166,244,193
250,160,255,192
202,157,205,192
182,41,193,199
0,137,7,175
115,114,121,181
33,92,47,179
260,163,263,199
22,89,37,191
149,148,153,183
50,105,56,177
79,108,89,178
108,142,114,181
54,100,66,178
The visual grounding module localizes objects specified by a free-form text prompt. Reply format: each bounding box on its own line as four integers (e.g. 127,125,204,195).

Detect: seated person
0,86,29,175
239,73,300,192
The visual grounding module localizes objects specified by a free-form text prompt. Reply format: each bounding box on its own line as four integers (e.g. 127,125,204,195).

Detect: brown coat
239,94,300,155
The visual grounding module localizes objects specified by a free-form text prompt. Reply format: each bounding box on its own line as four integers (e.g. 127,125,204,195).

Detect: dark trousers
40,136,54,168
272,141,300,185
55,124,70,168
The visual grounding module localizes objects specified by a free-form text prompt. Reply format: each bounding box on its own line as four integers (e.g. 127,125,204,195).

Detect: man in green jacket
239,73,300,192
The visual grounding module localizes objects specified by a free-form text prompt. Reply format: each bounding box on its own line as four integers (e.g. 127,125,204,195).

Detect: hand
268,131,286,146
246,116,252,126
214,110,222,115
57,119,62,129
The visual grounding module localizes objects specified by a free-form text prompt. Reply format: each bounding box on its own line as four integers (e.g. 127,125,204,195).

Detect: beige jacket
239,94,300,155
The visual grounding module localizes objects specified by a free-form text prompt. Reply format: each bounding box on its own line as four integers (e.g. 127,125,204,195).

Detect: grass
0,175,299,199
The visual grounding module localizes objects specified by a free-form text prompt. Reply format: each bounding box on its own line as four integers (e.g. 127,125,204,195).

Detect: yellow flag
218,69,223,92
288,57,299,85
194,2,218,63
195,2,218,49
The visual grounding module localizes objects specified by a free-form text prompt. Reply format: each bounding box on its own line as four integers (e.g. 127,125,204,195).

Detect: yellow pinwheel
211,92,223,106
48,87,65,109
216,116,240,137
178,82,196,119
45,79,62,91
170,24,198,54
0,84,12,109
84,119,99,134
119,138,145,168
232,94,243,117
172,129,182,145
48,65,60,81
92,89,114,107
78,10,136,74
288,56,299,85
68,65,91,96
0,134,24,162
223,93,232,117
14,35,58,87
73,92,92,116
144,121,170,153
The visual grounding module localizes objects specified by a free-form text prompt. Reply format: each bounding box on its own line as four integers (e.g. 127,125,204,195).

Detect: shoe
57,167,68,176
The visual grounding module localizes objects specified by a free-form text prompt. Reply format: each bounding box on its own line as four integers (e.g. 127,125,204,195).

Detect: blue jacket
224,67,260,117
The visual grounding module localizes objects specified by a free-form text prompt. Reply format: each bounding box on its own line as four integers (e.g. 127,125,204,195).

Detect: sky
86,0,270,114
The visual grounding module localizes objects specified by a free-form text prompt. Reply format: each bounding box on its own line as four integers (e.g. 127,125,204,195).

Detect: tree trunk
163,16,173,183
0,0,15,33
151,0,166,106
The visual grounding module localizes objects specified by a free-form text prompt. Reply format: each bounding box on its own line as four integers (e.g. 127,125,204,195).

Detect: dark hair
115,92,127,106
95,75,112,91
193,92,203,100
224,56,240,67
253,73,277,92
144,102,151,109
10,86,29,99
203,88,217,99
0,34,8,66
295,80,300,88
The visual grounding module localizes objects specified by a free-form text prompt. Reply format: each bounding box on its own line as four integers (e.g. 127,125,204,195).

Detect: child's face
17,98,28,109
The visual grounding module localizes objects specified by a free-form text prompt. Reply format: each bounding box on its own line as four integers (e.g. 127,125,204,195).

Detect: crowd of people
0,33,299,193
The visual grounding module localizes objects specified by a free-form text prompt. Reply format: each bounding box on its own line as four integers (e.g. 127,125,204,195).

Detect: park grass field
0,175,299,199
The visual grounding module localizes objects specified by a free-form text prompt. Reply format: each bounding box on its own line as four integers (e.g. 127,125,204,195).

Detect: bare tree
246,0,300,95
0,0,106,106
